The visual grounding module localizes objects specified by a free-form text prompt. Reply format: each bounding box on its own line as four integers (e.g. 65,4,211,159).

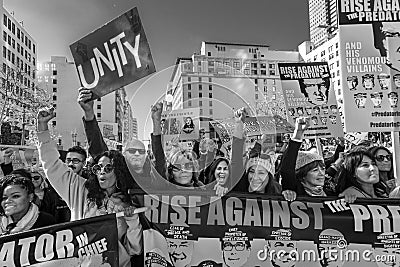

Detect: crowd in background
0,88,398,266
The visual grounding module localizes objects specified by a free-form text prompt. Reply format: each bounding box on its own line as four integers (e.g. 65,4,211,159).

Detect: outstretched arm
78,88,108,159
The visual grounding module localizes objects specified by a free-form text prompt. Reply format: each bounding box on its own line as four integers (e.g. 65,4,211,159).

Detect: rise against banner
140,193,400,267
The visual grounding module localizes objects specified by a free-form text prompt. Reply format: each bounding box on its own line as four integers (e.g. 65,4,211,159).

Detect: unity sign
70,7,156,99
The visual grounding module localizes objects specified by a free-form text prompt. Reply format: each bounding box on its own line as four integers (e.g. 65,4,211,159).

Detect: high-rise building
167,41,300,135
0,0,38,142
300,1,344,124
37,56,133,149
308,0,338,48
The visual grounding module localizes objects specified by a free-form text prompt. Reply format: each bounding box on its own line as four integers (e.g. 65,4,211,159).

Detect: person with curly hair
0,170,55,235
36,108,142,267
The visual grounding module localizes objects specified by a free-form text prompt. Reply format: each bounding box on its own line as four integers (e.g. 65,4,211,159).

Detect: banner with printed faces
0,214,119,267
339,0,400,131
70,7,156,99
141,193,400,267
278,62,344,138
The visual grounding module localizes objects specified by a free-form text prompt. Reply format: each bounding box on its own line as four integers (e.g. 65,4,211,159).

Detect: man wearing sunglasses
78,88,157,191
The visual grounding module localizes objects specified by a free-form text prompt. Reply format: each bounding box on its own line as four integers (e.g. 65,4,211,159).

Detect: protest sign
278,62,344,138
0,214,119,267
338,0,400,131
140,193,400,266
210,116,293,145
161,108,200,140
98,122,118,140
70,7,155,99
0,144,38,171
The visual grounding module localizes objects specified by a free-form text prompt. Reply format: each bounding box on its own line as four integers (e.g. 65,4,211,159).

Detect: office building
167,41,301,134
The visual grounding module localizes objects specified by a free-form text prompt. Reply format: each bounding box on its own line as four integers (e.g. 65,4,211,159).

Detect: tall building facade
0,0,38,141
308,0,338,48
167,41,301,134
37,56,134,149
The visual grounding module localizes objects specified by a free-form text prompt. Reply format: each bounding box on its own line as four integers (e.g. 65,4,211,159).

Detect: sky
4,0,310,140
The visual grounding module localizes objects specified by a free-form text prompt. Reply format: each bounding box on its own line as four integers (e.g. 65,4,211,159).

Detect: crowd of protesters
0,88,398,266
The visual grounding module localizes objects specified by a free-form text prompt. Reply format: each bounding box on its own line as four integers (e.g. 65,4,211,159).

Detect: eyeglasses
125,148,146,155
375,155,392,162
66,158,83,164
92,163,114,175
172,162,194,171
223,242,246,251
32,175,42,181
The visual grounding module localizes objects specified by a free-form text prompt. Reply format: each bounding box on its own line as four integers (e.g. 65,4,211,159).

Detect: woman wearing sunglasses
0,171,56,235
368,146,396,195
36,108,142,267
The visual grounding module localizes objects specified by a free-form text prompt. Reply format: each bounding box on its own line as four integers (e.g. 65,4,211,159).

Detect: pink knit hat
295,151,324,171
246,157,274,175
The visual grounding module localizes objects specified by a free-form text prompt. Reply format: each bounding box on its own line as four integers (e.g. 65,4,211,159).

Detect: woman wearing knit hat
280,117,328,197
230,108,296,201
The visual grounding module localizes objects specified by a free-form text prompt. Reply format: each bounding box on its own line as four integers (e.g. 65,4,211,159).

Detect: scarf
0,203,39,235
301,182,327,197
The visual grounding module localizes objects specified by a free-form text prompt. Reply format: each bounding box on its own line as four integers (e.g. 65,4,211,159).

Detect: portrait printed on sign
161,108,200,150
373,232,400,267
278,62,343,139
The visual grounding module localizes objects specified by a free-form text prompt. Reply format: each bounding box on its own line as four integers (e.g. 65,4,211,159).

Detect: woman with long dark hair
368,146,396,194
336,147,387,201
36,108,142,267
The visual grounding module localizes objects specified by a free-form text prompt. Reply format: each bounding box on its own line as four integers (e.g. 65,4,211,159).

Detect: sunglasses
375,155,392,162
66,158,83,164
171,162,194,172
32,175,42,181
92,163,114,175
125,148,146,155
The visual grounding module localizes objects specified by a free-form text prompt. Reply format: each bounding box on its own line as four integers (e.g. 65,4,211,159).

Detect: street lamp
71,129,77,146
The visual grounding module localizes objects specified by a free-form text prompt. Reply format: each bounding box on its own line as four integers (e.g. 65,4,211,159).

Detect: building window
188,84,191,90
97,113,101,118
11,23,15,34
255,94,258,100
208,52,211,56
3,15,6,26
209,92,212,98
52,79,57,84
53,95,57,101
188,92,191,98
53,104,57,109
208,77,212,83
188,100,191,107
199,100,202,106
97,105,101,109
209,100,212,106
199,84,202,90
3,31,6,42
2,46,6,58
209,109,213,115
52,121,56,126
199,92,202,98
200,109,203,116
53,88,57,93
53,70,57,75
